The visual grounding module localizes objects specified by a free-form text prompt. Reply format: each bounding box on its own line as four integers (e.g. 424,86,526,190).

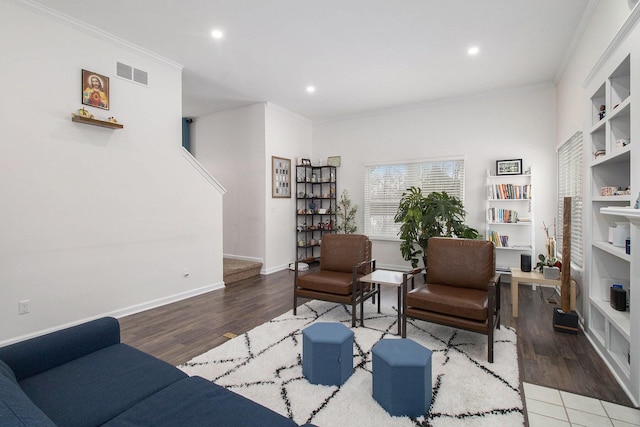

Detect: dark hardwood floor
119,269,634,408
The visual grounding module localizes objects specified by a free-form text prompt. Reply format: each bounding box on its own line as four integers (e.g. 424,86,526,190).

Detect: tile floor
524,382,640,426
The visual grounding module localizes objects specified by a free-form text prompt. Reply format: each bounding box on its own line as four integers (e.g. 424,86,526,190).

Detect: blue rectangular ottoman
302,322,353,386
372,338,432,417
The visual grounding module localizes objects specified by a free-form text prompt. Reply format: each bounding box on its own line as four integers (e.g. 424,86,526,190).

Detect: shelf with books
485,169,534,271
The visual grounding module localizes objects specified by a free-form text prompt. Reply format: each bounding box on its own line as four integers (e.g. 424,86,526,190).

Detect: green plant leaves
394,187,479,268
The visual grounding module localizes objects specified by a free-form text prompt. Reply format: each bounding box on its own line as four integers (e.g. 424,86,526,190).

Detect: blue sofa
0,317,308,426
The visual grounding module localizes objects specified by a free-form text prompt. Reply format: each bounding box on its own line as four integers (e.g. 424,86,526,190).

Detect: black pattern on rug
180,300,524,427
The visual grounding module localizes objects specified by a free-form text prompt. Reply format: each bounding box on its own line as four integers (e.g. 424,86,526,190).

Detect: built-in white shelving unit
585,52,639,406
485,170,534,272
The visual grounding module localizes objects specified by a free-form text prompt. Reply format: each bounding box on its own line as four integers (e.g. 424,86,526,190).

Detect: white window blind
364,157,465,239
557,132,583,268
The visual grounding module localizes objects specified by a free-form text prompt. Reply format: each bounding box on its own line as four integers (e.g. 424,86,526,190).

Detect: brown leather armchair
293,234,377,327
402,237,501,362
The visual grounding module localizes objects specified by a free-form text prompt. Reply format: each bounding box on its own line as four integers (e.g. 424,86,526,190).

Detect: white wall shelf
586,52,638,406
485,170,534,271
592,240,632,261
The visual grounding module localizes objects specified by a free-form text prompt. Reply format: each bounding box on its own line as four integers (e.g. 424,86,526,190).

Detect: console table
510,267,576,317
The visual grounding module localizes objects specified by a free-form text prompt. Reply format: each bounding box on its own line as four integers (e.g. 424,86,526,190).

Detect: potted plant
394,187,480,268
336,189,358,234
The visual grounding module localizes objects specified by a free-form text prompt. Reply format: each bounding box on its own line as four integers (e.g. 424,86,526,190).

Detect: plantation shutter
364,157,465,239
557,132,583,268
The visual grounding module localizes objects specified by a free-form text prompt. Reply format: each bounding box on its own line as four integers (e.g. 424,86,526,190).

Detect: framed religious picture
272,156,291,198
82,69,110,110
496,159,523,176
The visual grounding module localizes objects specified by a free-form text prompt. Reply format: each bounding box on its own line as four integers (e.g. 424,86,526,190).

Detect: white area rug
179,299,524,426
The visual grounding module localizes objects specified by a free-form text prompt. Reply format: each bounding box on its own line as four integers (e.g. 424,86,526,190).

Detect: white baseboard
263,263,290,275
223,254,264,264
111,281,225,318
0,281,225,347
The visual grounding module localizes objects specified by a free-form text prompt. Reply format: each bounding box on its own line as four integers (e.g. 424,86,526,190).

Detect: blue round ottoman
302,322,354,386
372,338,432,417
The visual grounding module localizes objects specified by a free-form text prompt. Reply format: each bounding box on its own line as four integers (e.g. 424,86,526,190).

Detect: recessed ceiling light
211,29,224,39
468,46,480,56
306,86,316,94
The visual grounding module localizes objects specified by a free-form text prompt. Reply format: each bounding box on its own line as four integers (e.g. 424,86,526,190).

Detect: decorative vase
545,237,556,261
613,222,630,248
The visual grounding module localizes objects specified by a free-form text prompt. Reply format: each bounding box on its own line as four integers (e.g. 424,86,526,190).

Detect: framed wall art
496,159,523,176
272,156,291,198
82,69,110,110
327,156,341,167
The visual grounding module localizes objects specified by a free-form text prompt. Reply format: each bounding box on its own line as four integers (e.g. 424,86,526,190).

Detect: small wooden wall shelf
71,115,123,129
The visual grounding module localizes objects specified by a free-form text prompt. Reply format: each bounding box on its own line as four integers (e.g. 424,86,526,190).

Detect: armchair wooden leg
293,264,298,315
488,282,496,363
352,293,357,328
293,287,297,315
401,278,407,338
488,328,494,363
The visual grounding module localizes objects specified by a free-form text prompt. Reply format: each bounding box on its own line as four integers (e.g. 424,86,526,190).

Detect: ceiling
36,0,594,121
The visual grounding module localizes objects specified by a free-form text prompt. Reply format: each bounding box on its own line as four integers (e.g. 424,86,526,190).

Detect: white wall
557,1,636,143
191,104,267,264
0,2,224,343
265,104,313,273
313,85,558,269
191,103,312,273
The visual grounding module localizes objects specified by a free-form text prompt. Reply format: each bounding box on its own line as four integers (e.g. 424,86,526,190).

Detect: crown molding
582,1,640,88
15,0,183,70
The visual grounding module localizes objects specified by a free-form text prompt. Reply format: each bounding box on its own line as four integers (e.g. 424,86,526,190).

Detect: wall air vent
116,62,132,80
133,69,148,85
116,62,148,86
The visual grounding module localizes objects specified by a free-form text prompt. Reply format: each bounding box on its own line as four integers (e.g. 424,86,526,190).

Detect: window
557,132,583,268
364,157,465,239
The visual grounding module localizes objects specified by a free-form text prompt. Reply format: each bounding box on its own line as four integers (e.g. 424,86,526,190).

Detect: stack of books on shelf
488,208,519,223
490,184,532,200
488,230,509,247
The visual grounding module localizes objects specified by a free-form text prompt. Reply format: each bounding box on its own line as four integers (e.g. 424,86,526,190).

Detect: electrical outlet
18,300,30,315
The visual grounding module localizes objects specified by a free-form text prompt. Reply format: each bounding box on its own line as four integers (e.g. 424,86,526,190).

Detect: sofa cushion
0,359,17,384
0,317,120,381
0,360,56,427
103,376,299,427
19,343,187,427
0,317,121,381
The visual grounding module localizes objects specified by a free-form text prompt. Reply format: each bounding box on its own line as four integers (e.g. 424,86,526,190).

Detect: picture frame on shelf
272,156,291,198
301,158,312,166
81,69,109,110
327,156,341,167
496,159,523,176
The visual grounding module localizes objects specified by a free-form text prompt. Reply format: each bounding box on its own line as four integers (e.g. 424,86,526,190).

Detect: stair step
223,258,262,285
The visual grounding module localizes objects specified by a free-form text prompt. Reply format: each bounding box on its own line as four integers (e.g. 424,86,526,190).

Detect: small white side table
359,270,414,335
